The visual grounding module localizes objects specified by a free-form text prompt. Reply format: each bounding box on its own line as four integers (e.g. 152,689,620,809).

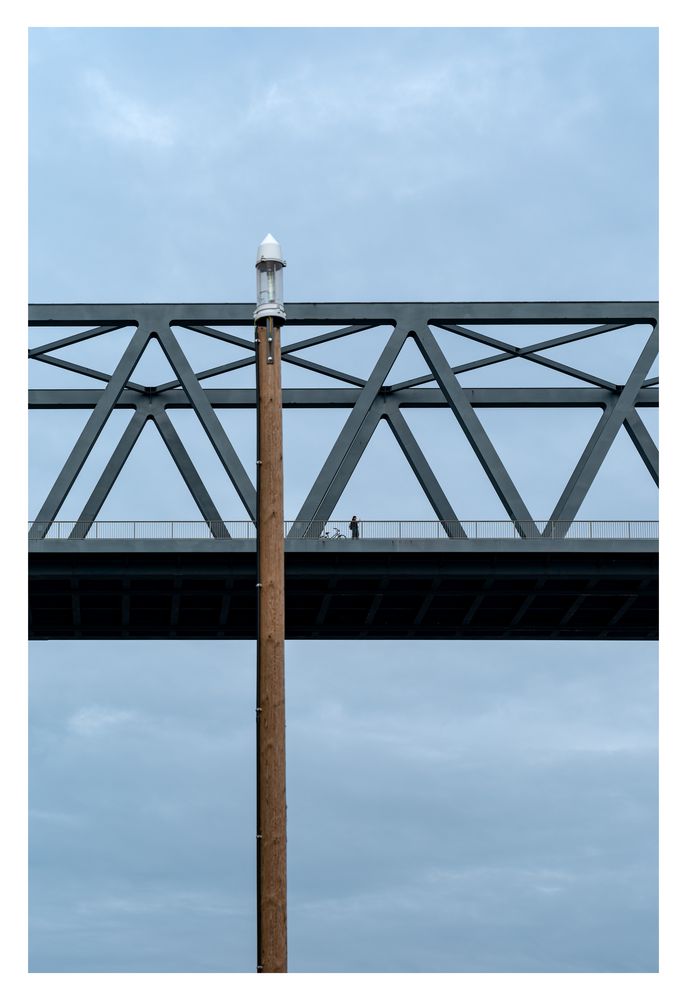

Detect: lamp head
254,233,286,322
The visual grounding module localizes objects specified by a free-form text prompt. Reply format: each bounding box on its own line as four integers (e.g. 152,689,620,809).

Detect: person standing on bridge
349,515,360,539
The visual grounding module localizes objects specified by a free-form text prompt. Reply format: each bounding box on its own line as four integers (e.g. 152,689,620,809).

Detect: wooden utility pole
255,314,287,973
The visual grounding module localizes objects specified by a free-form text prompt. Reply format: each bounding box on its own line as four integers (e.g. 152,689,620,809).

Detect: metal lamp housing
254,233,286,322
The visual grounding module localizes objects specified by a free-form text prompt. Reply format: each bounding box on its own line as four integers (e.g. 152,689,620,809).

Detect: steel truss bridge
28,302,658,641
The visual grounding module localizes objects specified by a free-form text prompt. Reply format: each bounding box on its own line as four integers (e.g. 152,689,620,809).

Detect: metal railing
287,519,658,540
28,519,659,541
28,520,256,540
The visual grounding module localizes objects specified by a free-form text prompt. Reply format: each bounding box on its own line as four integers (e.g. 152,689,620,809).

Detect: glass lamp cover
257,262,284,308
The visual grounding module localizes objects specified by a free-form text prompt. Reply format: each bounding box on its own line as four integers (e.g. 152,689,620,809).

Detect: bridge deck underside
29,548,657,640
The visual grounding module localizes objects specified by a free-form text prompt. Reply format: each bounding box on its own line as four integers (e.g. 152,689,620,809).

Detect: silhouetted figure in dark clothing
349,515,360,539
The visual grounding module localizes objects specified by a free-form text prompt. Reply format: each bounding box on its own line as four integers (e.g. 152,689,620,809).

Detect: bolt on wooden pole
255,315,287,973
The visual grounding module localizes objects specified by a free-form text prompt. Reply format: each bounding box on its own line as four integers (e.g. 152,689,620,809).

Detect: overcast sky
27,26,658,976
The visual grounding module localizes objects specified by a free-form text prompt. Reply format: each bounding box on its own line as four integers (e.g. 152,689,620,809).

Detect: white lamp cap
256,233,285,266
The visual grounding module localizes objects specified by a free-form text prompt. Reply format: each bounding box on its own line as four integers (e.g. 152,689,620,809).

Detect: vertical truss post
255,317,287,974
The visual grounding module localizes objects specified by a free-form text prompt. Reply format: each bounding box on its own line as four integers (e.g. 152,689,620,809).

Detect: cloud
75,888,246,918
66,704,138,737
82,70,177,148
29,808,83,827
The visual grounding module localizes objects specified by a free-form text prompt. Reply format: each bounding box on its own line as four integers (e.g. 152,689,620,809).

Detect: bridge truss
28,302,658,640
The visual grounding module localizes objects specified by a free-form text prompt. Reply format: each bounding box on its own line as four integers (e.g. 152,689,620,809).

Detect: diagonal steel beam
29,323,153,539
364,585,387,627
281,354,366,387
152,407,231,537
431,323,524,353
30,351,147,393
557,586,594,628
289,322,412,536
384,403,467,538
29,323,126,357
623,408,659,486
282,323,380,354
388,347,616,393
388,350,515,392
413,578,441,627
521,352,617,390
462,579,493,626
513,322,632,354
156,324,257,520
68,407,148,538
510,577,546,627
174,323,256,352
314,577,338,628
155,355,256,393
290,399,386,538
432,320,629,353
545,324,659,530
425,321,627,389
412,324,539,536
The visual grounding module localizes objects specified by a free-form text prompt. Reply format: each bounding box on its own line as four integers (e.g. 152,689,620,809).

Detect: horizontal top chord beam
29,301,658,326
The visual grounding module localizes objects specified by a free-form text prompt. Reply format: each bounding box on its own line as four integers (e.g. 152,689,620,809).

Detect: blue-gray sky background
26,24,661,978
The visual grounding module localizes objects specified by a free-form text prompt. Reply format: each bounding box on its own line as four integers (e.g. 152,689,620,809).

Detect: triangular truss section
573,426,659,521
282,408,350,518
429,323,508,370
281,324,394,387
30,409,95,515
169,324,256,391
383,335,437,390
399,408,518,520
328,416,461,529
29,324,139,389
447,353,597,390
129,336,178,387
425,319,653,391
476,408,603,521
281,327,382,388
55,409,143,523
90,415,240,526
29,323,257,539
533,322,656,387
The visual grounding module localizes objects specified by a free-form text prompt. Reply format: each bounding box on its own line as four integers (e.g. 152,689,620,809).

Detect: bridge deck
29,539,658,641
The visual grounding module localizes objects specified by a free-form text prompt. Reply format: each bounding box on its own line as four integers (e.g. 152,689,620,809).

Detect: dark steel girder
29,387,659,410
28,548,658,641
29,301,658,326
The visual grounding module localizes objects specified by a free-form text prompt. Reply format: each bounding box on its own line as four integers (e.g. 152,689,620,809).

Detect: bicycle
321,526,345,539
